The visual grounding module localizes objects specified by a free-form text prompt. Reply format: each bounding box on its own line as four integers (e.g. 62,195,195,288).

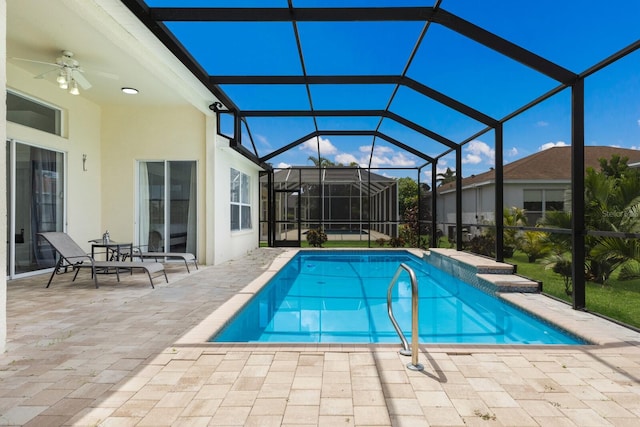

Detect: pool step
424,248,539,294
477,273,540,293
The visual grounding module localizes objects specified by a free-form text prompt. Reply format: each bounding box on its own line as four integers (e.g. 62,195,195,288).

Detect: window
7,90,62,136
523,189,566,224
231,168,252,230
545,190,565,211
6,140,65,277
523,190,542,212
138,161,197,254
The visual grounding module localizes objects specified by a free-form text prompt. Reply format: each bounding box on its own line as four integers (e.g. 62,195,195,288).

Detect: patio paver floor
2,248,639,426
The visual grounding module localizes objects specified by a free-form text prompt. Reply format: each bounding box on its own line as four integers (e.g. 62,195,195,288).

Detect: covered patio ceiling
120,0,640,172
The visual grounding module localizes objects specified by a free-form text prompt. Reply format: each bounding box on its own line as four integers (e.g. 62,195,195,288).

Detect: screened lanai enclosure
123,0,640,325
260,167,400,247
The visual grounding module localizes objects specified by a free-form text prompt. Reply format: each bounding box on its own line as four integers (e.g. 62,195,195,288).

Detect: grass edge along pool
210,250,585,345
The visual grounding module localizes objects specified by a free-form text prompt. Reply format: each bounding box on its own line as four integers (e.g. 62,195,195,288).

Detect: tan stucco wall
7,60,262,270
6,63,103,253
100,105,208,259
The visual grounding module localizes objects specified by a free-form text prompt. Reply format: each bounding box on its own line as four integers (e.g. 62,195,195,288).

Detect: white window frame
231,168,252,231
6,89,64,136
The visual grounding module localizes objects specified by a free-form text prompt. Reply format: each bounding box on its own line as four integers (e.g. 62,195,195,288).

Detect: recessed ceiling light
121,87,139,95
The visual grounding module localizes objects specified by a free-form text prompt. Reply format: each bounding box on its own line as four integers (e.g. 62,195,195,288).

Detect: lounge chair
131,250,198,273
129,231,198,273
38,232,167,288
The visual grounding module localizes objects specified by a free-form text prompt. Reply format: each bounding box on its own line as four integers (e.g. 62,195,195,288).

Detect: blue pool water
211,251,584,345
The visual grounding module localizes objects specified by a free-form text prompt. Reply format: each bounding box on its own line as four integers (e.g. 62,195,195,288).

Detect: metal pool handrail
387,263,424,371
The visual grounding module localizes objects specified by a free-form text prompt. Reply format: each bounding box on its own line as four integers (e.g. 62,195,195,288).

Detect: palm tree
585,160,640,283
436,167,456,187
539,156,640,284
503,206,527,257
308,155,334,168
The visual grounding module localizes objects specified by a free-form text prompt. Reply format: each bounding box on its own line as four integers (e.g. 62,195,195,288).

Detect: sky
149,0,640,182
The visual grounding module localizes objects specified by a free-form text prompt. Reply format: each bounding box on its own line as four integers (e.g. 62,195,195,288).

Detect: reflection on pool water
211,251,585,345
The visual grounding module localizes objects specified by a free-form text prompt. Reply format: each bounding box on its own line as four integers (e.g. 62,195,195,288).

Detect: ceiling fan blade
12,57,59,67
72,69,92,90
32,67,61,79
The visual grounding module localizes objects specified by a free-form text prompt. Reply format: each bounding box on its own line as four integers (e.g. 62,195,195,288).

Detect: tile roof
439,146,640,192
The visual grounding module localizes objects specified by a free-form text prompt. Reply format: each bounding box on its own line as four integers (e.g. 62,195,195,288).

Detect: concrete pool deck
2,248,640,426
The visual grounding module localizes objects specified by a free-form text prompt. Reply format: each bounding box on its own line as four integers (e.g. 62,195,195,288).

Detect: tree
585,156,640,283
308,155,334,167
598,153,629,179
397,177,418,220
539,155,640,284
436,167,456,187
520,230,551,263
503,206,527,257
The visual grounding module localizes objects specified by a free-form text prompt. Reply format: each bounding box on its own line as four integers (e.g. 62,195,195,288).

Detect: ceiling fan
13,50,116,95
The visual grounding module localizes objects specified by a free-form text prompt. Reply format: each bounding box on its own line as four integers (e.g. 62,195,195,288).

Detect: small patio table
90,240,133,262
89,241,134,276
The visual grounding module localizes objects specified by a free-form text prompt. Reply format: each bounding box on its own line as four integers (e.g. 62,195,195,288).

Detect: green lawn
507,251,640,329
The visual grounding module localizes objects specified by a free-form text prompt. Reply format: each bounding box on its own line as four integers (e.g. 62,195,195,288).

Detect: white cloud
335,153,360,165
299,136,337,155
536,121,549,127
276,162,291,169
463,154,482,164
637,119,640,127
507,147,519,157
462,140,495,165
539,141,568,151
389,153,416,167
353,145,417,168
372,145,394,155
369,154,391,168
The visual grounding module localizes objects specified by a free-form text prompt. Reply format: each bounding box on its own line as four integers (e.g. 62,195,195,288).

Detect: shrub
389,236,406,248
466,234,495,257
544,253,573,296
520,230,551,263
375,237,387,247
306,228,328,247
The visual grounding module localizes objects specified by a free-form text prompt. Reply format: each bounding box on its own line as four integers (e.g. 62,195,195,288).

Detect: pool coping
176,248,640,349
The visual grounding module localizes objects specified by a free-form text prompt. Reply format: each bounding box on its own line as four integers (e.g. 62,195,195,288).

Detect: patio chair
132,250,198,273
38,232,167,288
129,231,198,273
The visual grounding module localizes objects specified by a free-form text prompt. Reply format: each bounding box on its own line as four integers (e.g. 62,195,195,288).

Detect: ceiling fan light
121,87,138,95
59,81,68,90
56,72,66,84
69,80,80,95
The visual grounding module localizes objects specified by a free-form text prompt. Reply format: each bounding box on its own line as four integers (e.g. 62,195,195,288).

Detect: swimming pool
211,250,584,345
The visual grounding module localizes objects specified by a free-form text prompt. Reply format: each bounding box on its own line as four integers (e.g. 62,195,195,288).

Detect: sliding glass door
138,161,197,254
6,140,65,277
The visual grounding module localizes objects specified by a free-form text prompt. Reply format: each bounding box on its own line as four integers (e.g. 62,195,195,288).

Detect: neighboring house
436,146,640,239
4,0,261,283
